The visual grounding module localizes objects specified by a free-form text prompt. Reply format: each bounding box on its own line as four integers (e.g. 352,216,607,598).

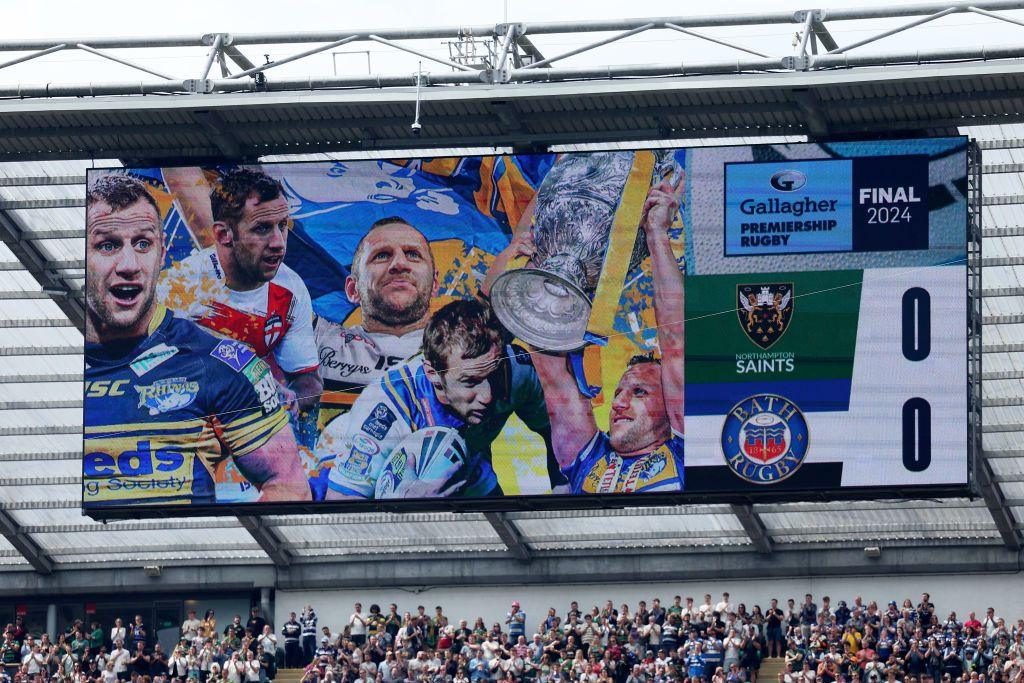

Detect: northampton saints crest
737,283,794,349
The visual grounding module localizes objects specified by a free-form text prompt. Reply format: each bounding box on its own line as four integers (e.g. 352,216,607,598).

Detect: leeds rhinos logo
721,393,808,484
136,377,199,416
737,283,793,350
210,338,256,372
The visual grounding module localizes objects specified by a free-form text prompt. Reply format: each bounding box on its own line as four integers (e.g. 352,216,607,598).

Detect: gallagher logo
769,170,806,192
721,393,808,484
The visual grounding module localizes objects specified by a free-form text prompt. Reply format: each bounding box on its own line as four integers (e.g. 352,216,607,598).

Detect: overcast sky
3,0,1024,86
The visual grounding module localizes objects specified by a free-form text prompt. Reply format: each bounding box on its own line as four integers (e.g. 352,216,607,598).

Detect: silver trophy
491,151,669,351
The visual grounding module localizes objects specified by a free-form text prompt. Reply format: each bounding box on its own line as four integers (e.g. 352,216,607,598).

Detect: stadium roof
0,2,1022,594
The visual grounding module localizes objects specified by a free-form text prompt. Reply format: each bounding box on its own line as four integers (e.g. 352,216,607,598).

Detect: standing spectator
224,653,245,683
917,596,935,626
247,609,267,643
766,600,785,659
300,606,318,665
201,612,217,645
111,640,130,681
243,651,261,683
281,613,301,669
182,612,202,646
225,617,246,646
984,609,1002,639
21,644,44,678
800,596,818,643
151,644,169,679
129,642,150,679
169,647,189,680
1,634,19,679
686,643,707,682
257,626,276,661
130,616,148,654
9,619,24,650
716,595,734,620
507,604,526,645
349,605,367,648
651,600,667,628
258,645,276,683
89,622,105,653
384,606,402,645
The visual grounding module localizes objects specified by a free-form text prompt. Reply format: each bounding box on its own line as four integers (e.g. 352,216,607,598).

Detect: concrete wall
276,571,1024,634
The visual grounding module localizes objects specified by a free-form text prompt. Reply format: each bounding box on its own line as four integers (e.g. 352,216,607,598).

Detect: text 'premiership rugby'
82,138,970,514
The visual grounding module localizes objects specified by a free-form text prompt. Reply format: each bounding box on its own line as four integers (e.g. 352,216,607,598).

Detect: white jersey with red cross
158,246,319,375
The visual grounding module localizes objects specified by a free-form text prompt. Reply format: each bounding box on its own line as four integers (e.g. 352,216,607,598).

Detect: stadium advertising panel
82,137,971,516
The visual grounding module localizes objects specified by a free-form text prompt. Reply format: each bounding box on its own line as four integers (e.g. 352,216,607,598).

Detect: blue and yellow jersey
326,345,552,499
83,307,290,507
566,430,685,494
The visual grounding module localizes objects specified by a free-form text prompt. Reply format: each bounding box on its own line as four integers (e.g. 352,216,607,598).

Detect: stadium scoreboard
82,136,976,517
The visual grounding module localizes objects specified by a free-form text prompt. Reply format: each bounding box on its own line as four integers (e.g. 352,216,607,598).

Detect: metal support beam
0,509,53,574
810,20,839,51
975,458,1022,550
729,504,774,555
792,89,830,137
483,512,531,561
237,515,292,568
191,111,244,158
223,44,257,72
1,544,1022,595
0,211,84,330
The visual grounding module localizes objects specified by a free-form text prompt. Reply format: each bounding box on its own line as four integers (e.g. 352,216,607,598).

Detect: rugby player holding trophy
83,173,310,506
486,151,685,494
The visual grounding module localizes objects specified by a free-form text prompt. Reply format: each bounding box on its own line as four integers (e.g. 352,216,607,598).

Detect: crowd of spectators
2,593,1023,683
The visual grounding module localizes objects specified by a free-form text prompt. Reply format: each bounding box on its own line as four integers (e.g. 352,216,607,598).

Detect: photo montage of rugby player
83,151,685,507
157,167,321,502
531,163,686,494
83,173,311,508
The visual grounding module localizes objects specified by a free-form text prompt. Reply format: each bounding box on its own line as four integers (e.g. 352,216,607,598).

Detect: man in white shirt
110,641,130,681
181,611,202,645
349,603,368,647
715,594,734,618
21,646,44,678
699,596,714,618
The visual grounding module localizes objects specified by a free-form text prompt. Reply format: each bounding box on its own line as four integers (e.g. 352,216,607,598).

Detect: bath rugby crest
737,284,793,349
721,393,808,484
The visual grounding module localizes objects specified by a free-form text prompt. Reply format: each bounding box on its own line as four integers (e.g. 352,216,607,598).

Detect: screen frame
81,135,978,521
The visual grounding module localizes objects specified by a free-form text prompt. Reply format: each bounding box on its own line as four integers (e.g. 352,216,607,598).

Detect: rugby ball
373,426,468,499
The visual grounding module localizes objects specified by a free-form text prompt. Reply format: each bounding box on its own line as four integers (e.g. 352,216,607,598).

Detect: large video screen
82,137,970,515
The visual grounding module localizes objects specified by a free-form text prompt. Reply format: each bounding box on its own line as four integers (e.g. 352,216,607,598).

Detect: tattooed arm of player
641,174,685,435
531,351,599,472
162,167,215,248
235,426,312,502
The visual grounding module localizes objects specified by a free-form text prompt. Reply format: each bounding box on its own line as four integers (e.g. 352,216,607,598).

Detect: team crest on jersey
721,393,808,484
264,313,284,349
210,339,256,372
636,452,666,480
737,284,793,349
361,402,398,440
129,343,179,377
135,377,200,416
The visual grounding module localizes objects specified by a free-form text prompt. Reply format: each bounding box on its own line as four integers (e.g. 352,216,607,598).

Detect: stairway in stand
759,657,787,682
275,669,307,683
